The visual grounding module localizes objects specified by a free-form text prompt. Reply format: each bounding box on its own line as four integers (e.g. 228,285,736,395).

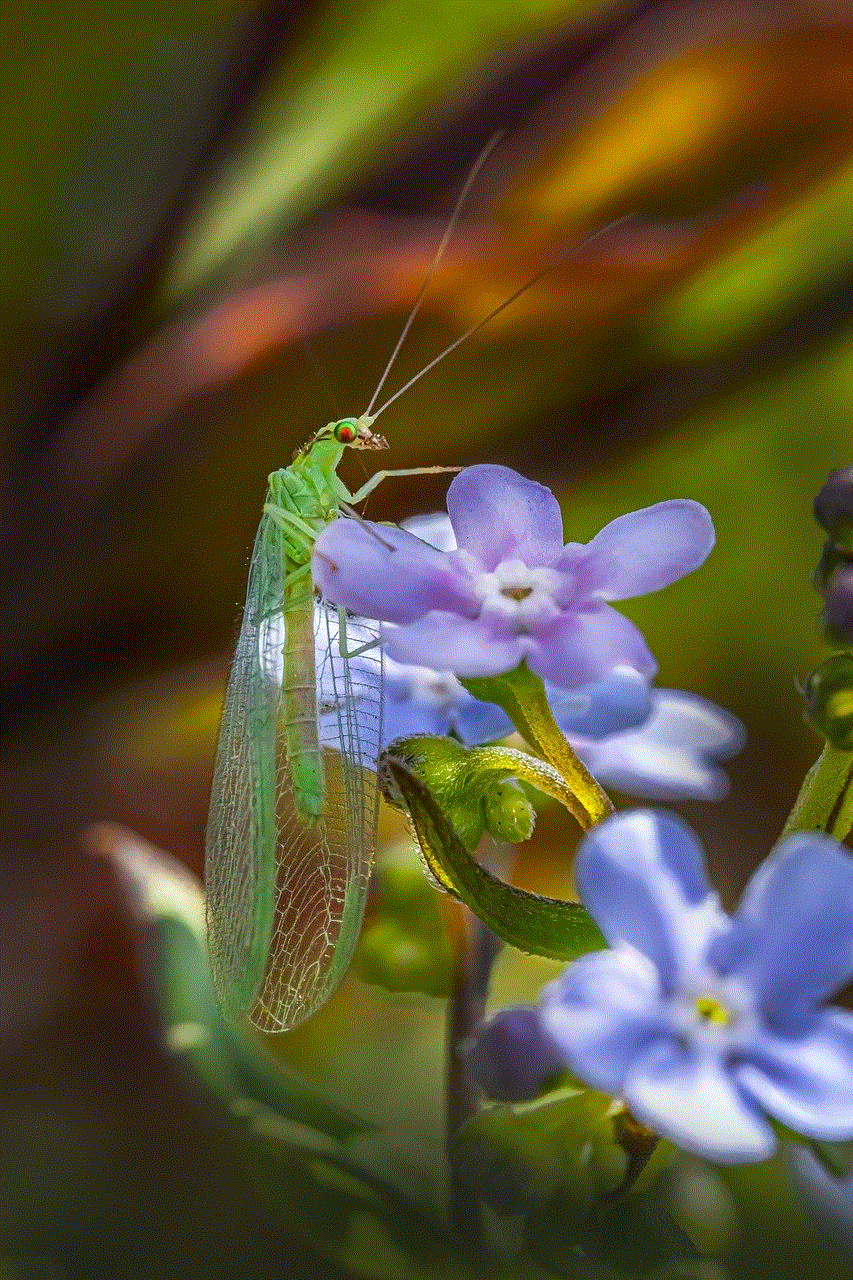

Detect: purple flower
313,466,715,689
814,466,853,539
825,562,853,645
540,810,853,1164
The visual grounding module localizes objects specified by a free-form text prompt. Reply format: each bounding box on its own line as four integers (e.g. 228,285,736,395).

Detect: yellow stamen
694,996,733,1026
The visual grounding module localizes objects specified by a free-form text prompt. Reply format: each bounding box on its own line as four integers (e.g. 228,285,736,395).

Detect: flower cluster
377,658,743,800
472,810,853,1164
310,462,853,1174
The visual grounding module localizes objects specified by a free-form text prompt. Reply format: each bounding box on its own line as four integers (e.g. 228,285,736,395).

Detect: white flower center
461,554,564,631
672,973,757,1053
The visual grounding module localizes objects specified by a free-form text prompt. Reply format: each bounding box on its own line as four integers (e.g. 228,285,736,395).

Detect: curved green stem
461,664,614,829
781,743,853,842
467,743,597,831
381,755,605,962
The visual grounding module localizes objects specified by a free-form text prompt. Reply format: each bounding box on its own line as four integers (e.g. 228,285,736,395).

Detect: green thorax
266,438,348,535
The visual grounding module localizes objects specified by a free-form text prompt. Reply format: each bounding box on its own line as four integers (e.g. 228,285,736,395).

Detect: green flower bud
803,654,853,750
383,735,537,851
483,779,536,844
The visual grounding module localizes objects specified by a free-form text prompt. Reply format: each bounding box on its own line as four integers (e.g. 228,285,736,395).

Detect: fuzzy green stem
468,744,596,831
461,664,614,829
781,743,853,841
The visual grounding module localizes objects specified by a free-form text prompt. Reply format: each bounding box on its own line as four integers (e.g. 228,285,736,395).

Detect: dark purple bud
814,467,853,549
467,1006,565,1102
825,563,853,646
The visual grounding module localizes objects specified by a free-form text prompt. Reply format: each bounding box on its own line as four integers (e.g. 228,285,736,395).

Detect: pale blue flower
312,596,742,798
381,654,513,745
561,679,745,801
540,810,853,1164
313,465,715,689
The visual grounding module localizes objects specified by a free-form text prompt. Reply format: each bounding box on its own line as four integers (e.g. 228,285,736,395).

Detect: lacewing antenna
371,214,634,421
362,131,504,417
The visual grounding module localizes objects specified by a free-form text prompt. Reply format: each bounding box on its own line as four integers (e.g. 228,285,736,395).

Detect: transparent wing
205,514,383,1031
205,514,280,1024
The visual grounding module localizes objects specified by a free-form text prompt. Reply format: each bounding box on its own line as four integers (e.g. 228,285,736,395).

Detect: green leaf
379,755,605,961
97,823,370,1142
526,1187,701,1278
453,1086,624,1216
242,1119,461,1280
716,1156,850,1280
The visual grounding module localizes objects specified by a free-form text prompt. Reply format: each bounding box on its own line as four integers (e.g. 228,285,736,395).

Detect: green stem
445,900,484,1261
781,742,853,841
468,744,597,831
445,844,513,1260
462,664,614,828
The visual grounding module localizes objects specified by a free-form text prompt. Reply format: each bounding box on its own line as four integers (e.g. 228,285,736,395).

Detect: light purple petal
313,519,477,623
734,1009,853,1141
579,736,729,802
547,667,653,740
528,606,657,690
446,465,564,571
468,1006,565,1102
644,691,746,756
574,810,725,987
709,834,853,1020
624,1040,776,1163
453,695,514,746
540,948,670,1095
566,501,715,602
383,613,526,677
400,512,458,553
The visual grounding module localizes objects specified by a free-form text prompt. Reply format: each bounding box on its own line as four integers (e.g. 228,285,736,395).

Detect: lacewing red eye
333,420,358,443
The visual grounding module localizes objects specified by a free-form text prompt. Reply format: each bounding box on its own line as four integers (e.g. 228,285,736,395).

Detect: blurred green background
1,0,851,1276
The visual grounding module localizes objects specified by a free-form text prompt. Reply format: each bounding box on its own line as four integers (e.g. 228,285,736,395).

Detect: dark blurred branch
17,1,308,469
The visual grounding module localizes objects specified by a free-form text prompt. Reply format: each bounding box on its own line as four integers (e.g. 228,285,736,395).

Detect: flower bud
824,562,853,647
814,466,853,549
467,1006,565,1102
354,918,451,997
483,780,536,845
803,653,853,750
382,735,536,851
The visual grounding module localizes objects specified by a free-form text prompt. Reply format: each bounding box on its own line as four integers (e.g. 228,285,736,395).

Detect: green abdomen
281,580,324,820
